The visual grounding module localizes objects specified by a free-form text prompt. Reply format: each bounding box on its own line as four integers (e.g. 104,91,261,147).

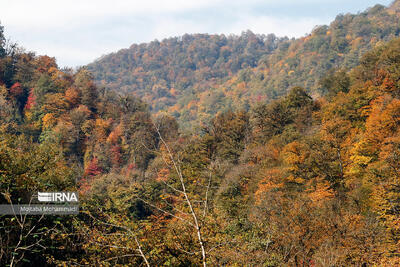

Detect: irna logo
38,192,78,203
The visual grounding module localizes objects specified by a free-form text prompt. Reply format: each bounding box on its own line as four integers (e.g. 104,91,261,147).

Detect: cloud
1,0,224,29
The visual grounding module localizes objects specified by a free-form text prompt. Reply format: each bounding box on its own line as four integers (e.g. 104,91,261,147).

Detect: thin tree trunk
157,128,207,266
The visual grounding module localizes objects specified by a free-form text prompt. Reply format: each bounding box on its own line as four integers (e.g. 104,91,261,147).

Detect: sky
0,0,394,68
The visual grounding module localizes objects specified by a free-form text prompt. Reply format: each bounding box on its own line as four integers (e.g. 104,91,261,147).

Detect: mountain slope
88,32,285,111
88,1,400,128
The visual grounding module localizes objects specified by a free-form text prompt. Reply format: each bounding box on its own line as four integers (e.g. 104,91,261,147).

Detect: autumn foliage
2,3,400,265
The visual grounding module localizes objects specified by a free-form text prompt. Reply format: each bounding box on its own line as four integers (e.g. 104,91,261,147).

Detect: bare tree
152,126,209,267
84,211,150,267
1,192,57,267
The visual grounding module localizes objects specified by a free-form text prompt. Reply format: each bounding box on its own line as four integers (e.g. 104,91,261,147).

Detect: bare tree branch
154,126,208,267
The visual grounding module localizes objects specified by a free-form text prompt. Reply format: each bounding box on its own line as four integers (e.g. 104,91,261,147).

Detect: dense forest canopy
0,1,400,266
88,32,285,118
89,1,400,128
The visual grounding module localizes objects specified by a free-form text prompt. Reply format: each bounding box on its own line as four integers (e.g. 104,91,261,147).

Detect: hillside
1,19,400,264
88,1,400,128
88,32,285,111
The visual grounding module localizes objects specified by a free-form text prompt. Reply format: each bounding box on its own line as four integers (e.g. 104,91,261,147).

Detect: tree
74,69,98,113
202,110,249,162
154,129,208,266
0,134,77,266
0,23,5,58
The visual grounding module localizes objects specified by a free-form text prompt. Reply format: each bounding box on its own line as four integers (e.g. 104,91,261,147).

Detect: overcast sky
0,0,393,68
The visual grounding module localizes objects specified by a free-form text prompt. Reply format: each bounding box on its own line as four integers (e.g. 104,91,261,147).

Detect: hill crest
88,1,400,128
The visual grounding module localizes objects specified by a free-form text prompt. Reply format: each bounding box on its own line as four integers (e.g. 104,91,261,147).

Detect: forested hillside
88,32,286,116
1,16,400,265
89,1,400,128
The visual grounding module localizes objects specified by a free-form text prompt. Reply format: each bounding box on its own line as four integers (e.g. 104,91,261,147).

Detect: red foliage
110,145,122,166
10,82,23,98
24,88,36,110
84,157,103,177
79,157,103,195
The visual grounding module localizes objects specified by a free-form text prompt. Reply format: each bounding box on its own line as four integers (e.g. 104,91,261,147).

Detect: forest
0,1,400,267
89,1,400,128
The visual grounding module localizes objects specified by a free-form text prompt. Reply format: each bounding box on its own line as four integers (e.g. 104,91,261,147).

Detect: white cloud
1,0,224,29
16,40,120,68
